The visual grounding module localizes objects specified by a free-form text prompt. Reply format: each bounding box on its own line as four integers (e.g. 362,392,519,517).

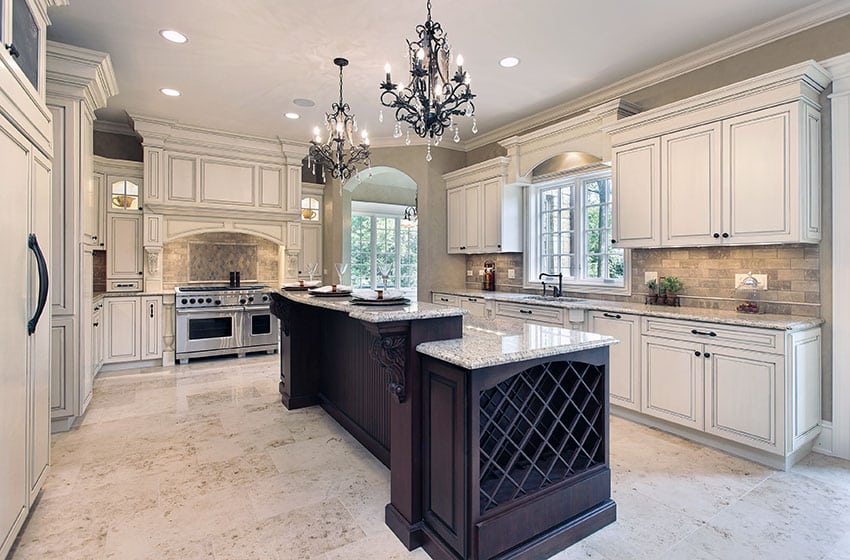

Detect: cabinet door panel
299,223,322,279
612,138,660,247
464,184,482,252
590,313,639,411
446,187,465,253
107,214,143,278
661,123,721,245
642,337,703,429
723,105,794,243
481,178,502,252
104,298,140,363
706,347,782,452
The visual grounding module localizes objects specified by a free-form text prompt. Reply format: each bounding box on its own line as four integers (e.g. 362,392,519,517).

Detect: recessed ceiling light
292,98,316,107
160,88,181,97
499,56,520,68
284,112,300,120
159,29,188,44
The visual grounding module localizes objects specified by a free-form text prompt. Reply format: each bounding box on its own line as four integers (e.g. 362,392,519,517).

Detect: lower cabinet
638,317,821,461
460,295,487,318
494,300,566,326
589,311,640,411
104,295,162,365
92,301,104,374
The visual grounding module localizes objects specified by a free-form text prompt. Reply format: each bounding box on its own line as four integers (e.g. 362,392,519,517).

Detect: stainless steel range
175,285,279,364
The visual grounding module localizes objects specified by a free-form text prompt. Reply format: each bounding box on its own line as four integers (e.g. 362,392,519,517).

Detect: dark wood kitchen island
270,291,618,560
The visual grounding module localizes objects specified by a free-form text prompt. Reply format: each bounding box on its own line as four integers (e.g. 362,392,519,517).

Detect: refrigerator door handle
27,233,49,335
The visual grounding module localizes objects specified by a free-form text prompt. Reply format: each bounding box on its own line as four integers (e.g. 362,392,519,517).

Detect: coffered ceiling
46,0,839,146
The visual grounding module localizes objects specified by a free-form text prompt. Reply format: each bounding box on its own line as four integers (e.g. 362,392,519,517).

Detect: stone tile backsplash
162,232,280,289
465,244,820,317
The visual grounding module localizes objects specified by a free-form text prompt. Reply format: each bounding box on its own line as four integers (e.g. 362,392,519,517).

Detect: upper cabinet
444,157,522,254
606,61,829,248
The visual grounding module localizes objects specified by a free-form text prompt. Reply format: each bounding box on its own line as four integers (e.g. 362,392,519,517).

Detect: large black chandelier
379,0,477,161
309,57,371,182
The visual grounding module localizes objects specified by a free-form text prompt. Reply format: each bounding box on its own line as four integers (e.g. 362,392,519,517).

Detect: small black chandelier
309,57,371,182
379,0,477,161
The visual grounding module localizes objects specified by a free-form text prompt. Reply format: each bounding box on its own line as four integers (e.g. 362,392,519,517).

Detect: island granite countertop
275,289,465,323
432,289,822,331
417,315,617,370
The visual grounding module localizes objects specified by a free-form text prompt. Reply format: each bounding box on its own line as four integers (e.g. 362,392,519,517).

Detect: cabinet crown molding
131,115,308,165
604,60,831,146
443,157,509,189
46,41,118,112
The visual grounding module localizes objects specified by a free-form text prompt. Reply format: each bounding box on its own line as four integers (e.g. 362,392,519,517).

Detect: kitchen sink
518,295,586,303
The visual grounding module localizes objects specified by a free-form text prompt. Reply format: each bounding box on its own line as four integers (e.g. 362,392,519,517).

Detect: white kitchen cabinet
444,157,521,254
83,171,105,247
638,316,821,465
104,297,141,363
79,248,94,413
494,300,566,327
460,295,487,318
642,336,705,430
611,138,660,248
606,62,827,249
432,292,461,307
107,213,144,285
92,299,104,373
299,223,322,280
589,311,640,411
661,123,722,246
103,295,162,365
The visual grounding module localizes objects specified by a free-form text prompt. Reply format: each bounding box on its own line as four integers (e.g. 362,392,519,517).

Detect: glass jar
735,272,762,314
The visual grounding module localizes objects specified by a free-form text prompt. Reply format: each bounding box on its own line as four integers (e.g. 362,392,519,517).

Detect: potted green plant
661,276,684,305
646,278,658,304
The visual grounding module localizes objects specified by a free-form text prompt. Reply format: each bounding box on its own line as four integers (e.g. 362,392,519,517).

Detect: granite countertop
432,289,823,331
275,290,465,324
417,316,617,370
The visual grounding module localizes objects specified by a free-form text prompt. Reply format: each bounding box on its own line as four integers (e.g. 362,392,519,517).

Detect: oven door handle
177,306,244,314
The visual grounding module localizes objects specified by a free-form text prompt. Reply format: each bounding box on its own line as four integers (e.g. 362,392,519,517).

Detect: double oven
175,285,278,364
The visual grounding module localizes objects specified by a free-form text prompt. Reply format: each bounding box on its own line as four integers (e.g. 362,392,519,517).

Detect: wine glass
334,263,348,287
377,263,393,291
306,262,319,282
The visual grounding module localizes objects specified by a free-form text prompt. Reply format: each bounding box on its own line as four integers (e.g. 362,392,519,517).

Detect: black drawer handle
603,313,621,319
691,329,717,337
519,309,533,315
93,322,99,327
704,352,712,358
440,297,449,302
150,303,154,318
467,298,478,302
694,351,701,356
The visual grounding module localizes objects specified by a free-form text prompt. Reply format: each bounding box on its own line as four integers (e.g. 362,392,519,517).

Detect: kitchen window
527,169,628,292
350,202,417,293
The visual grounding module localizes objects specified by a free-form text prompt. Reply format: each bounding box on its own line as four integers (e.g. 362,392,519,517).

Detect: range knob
262,295,269,302
206,297,212,303
248,296,254,302
189,298,196,304
215,299,221,305
181,298,188,305
240,298,247,304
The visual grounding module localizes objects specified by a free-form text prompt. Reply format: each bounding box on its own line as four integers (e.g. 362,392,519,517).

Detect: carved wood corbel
368,331,408,403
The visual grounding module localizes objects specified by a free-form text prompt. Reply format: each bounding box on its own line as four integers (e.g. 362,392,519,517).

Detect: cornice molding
93,119,138,137
443,156,509,187
93,155,143,176
46,41,118,112
465,0,850,151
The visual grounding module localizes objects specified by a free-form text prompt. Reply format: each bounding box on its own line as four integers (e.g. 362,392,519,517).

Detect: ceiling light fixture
499,56,520,68
379,0,477,161
284,112,300,119
159,29,188,44
159,88,181,97
293,98,316,107
308,57,371,185
404,194,418,223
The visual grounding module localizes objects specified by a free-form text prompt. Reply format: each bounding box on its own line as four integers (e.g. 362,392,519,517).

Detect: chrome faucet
538,272,563,297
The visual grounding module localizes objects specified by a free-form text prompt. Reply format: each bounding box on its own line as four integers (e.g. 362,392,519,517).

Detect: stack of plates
350,289,410,306
307,285,353,297
282,280,322,291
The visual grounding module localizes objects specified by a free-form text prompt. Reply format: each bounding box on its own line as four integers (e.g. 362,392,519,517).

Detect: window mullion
370,216,377,288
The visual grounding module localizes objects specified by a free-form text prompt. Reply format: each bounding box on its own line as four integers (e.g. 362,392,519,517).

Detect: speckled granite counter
417,316,616,370
276,289,465,323
432,289,822,331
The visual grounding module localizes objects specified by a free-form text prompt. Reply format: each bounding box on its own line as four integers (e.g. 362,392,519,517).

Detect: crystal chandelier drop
379,0,477,160
309,58,371,182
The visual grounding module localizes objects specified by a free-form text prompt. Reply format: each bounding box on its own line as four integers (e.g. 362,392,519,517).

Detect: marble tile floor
9,354,850,560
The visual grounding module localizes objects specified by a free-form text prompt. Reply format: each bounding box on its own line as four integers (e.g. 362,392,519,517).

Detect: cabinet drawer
108,279,142,292
495,301,565,326
460,297,487,318
642,316,783,355
432,293,460,306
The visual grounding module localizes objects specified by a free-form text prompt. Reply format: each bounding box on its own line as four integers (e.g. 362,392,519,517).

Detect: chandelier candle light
309,57,371,183
379,0,477,162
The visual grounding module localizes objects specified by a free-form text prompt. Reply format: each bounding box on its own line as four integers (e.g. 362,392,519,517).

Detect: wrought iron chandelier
379,0,477,161
403,194,418,222
309,57,371,182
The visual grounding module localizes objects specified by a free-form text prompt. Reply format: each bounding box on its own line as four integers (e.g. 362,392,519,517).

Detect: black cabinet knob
694,351,701,356
611,239,617,244
138,271,143,275
93,322,99,327
704,352,712,358
722,233,729,238
215,300,222,305
497,244,501,249
713,233,720,238
240,298,247,304
5,43,19,59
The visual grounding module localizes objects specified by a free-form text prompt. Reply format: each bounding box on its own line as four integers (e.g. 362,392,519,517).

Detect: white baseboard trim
814,421,834,455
